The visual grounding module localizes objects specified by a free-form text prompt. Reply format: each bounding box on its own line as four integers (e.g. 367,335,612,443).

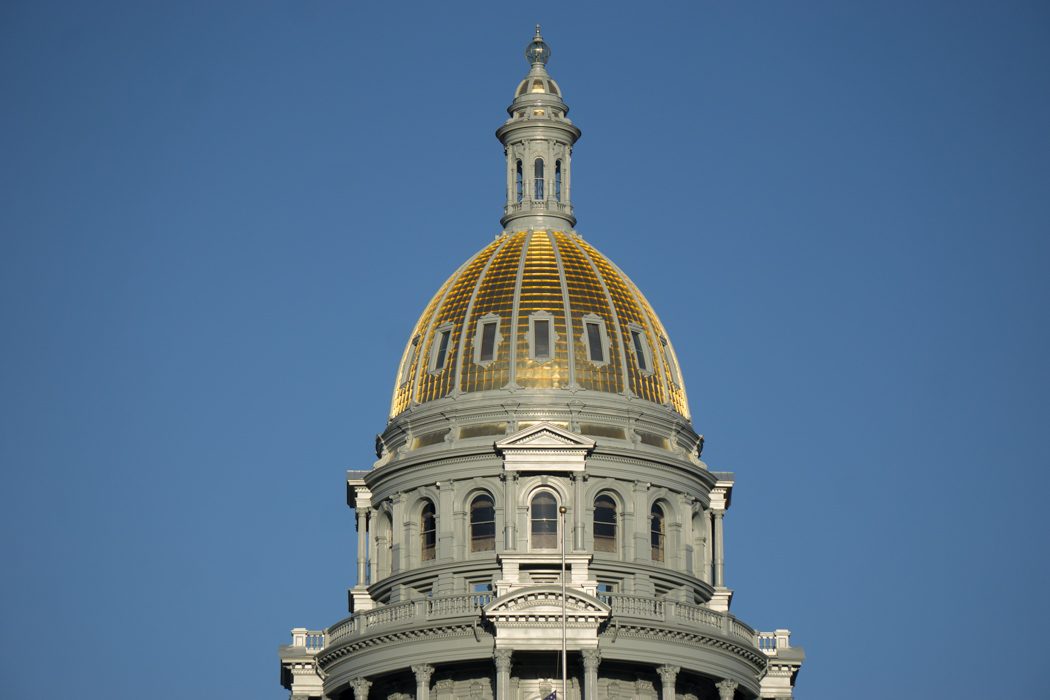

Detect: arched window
515,160,523,203
534,158,545,200
470,494,496,552
530,491,558,550
555,160,562,202
650,503,665,562
420,500,436,561
593,494,617,553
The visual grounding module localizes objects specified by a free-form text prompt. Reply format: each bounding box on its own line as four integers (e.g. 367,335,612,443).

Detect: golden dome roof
390,230,690,420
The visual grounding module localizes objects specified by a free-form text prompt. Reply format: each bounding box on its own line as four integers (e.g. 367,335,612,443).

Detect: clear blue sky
2,2,1047,698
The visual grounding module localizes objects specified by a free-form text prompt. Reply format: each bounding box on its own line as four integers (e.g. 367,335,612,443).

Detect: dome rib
548,232,578,386
452,233,510,397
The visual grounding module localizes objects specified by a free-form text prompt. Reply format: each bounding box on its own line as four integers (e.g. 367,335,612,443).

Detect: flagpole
559,504,567,699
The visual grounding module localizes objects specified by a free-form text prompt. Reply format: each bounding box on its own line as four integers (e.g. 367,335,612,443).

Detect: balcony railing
287,592,792,658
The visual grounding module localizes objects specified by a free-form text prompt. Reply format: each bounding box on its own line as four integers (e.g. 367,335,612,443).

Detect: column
703,510,713,583
503,473,518,549
716,679,738,700
581,649,600,700
412,664,435,700
355,509,367,585
350,678,372,700
657,665,679,700
572,474,584,550
713,510,725,587
494,650,513,700
632,481,649,562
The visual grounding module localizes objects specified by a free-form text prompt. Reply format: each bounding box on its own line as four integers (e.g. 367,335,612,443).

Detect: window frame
472,313,503,367
533,158,545,200
579,313,611,367
400,334,420,386
428,323,454,374
593,493,618,555
527,310,558,363
469,493,496,553
628,324,654,376
420,500,437,562
650,503,665,563
528,489,561,552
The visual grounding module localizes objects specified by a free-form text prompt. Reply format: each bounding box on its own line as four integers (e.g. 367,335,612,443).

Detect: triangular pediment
496,422,595,451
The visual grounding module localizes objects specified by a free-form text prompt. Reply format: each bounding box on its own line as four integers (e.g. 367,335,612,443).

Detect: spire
496,28,581,232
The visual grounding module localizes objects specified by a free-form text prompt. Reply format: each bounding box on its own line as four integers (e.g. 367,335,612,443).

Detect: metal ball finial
525,25,551,66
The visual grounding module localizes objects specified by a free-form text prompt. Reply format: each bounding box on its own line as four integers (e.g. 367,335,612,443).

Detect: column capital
581,648,601,670
350,677,372,700
716,678,738,700
412,664,435,683
494,648,513,672
657,665,679,683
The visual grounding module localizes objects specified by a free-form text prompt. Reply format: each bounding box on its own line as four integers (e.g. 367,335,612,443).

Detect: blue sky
2,2,1048,698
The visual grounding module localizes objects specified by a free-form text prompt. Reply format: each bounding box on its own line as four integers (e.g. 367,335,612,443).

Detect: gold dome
391,230,690,419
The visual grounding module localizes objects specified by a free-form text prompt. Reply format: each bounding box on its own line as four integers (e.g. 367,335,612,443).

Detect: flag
542,693,557,700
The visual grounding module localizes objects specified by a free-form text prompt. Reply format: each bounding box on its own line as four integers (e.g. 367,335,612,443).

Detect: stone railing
600,594,764,649
293,594,786,655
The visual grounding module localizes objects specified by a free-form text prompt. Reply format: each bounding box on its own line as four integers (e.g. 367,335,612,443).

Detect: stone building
280,28,804,700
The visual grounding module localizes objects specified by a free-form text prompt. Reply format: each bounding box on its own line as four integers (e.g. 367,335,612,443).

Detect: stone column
494,650,513,700
412,664,435,700
350,677,372,700
716,679,738,700
713,509,725,587
657,665,679,700
581,649,601,700
356,509,368,585
572,473,584,550
503,473,518,549
632,481,649,562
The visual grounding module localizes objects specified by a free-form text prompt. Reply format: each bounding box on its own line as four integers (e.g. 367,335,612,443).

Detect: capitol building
279,28,804,700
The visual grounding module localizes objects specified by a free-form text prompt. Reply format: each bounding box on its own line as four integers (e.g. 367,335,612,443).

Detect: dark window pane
470,494,496,552
434,330,451,370
586,323,604,362
534,319,550,359
594,495,617,553
531,492,558,550
650,504,664,562
632,330,648,371
534,158,544,200
516,160,523,203
421,501,437,561
480,322,497,362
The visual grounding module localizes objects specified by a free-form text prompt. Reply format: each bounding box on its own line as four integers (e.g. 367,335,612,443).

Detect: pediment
496,422,595,451
484,586,610,618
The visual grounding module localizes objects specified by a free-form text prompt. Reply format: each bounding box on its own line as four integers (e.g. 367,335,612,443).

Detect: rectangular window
479,321,497,362
432,329,451,371
631,330,649,371
586,322,604,362
534,319,551,360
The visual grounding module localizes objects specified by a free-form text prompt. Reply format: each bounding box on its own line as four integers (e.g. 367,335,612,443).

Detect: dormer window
629,325,653,374
580,314,609,365
528,310,557,362
400,334,420,385
429,325,453,373
473,314,502,366
661,336,681,386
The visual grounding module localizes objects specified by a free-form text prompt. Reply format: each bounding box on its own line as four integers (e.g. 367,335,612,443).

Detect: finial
525,25,551,66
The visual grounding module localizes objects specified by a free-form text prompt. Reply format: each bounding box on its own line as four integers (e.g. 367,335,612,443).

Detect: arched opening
593,494,617,553
650,503,665,562
530,491,558,550
534,158,545,200
555,160,562,202
470,494,496,552
515,160,523,203
420,500,436,561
